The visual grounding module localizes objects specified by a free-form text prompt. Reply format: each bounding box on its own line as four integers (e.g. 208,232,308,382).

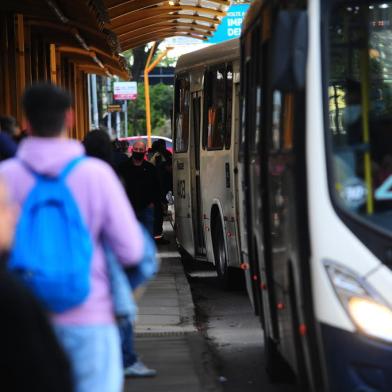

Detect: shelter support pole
16,14,26,123
107,77,112,135
123,100,128,137
91,74,99,129
87,74,92,129
50,44,57,84
116,111,121,138
144,42,171,148
144,42,158,148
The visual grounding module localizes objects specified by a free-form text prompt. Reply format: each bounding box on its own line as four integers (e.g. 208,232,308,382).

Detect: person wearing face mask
119,141,161,236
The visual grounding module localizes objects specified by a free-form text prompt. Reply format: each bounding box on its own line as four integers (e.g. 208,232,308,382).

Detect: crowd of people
0,82,173,391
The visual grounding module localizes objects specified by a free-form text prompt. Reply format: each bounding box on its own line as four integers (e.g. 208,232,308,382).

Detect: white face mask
343,104,362,126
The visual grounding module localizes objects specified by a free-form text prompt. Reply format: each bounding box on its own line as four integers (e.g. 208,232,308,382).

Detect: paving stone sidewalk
124,223,220,392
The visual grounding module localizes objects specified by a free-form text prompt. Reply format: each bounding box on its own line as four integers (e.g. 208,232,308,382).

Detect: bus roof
242,0,264,35
175,38,240,74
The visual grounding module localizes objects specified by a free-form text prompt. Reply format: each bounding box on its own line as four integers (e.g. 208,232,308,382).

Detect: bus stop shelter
0,0,229,138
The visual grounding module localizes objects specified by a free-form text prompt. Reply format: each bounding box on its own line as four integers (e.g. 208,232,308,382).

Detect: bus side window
205,67,225,150
271,91,282,152
175,78,190,153
271,91,294,153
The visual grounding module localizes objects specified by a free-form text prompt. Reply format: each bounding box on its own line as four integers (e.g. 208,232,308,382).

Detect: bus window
174,78,190,153
250,26,262,153
328,2,392,230
205,67,225,150
283,94,294,151
225,66,233,149
271,91,283,152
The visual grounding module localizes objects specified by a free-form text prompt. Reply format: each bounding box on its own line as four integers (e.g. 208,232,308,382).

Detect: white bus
241,0,392,391
173,39,246,287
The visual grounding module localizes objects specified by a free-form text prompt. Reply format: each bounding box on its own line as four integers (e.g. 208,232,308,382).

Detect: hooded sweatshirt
0,137,144,325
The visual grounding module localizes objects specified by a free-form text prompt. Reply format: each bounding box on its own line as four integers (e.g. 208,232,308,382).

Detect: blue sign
208,4,250,44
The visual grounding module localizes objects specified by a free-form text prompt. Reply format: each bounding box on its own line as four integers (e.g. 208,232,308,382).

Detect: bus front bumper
321,323,392,392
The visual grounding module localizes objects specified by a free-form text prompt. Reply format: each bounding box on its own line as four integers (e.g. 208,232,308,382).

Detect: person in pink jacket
0,83,144,392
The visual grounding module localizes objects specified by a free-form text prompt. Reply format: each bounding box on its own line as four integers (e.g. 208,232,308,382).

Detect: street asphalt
124,223,299,392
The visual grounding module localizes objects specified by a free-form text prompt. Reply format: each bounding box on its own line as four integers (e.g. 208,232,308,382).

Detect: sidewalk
124,223,220,392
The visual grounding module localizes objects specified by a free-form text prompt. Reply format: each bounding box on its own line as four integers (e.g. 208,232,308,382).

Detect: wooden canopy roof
1,0,229,80
104,0,230,51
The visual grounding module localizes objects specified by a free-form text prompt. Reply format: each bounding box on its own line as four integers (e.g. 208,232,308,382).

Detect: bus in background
241,0,392,391
173,39,247,287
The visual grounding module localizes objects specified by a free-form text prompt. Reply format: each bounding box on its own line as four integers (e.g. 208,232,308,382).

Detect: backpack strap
18,160,43,180
18,156,85,180
59,156,86,180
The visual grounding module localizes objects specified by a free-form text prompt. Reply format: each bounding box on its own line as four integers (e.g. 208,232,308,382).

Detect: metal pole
87,74,92,129
106,77,112,135
144,43,172,148
91,74,99,129
116,111,121,139
144,42,157,148
123,100,128,137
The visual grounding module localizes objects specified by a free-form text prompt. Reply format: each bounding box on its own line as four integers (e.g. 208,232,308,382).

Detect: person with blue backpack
0,83,146,392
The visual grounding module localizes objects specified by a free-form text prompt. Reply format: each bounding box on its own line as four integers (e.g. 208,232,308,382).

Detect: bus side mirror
271,10,308,92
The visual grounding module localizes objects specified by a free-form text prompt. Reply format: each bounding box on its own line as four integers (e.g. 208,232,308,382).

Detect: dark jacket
0,264,73,392
0,132,17,161
119,158,161,212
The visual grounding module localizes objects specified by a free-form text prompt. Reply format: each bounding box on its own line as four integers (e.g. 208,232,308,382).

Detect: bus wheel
212,217,233,289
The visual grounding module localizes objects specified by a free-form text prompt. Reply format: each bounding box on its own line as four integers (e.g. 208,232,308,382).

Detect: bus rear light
325,261,392,343
277,303,285,310
252,274,258,281
240,263,249,270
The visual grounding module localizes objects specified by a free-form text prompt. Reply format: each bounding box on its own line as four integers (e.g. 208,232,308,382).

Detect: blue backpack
9,157,93,313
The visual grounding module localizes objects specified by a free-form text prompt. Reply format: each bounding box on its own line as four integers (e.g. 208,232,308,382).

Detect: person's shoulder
0,157,21,175
118,156,131,171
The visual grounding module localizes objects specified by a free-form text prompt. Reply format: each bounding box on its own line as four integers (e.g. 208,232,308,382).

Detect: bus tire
212,216,235,289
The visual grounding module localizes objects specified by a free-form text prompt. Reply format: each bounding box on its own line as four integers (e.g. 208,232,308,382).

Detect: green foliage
127,83,173,137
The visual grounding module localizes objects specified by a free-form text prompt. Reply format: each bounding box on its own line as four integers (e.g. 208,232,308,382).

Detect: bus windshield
328,1,392,231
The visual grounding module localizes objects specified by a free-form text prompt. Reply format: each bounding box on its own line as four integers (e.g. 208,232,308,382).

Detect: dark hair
83,129,113,165
22,83,72,137
0,116,17,136
120,140,129,153
151,140,160,152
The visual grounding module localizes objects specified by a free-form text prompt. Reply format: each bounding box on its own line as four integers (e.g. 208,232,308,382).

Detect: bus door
190,91,206,255
173,76,194,256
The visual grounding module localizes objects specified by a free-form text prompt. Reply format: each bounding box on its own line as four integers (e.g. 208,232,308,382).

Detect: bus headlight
325,262,392,343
